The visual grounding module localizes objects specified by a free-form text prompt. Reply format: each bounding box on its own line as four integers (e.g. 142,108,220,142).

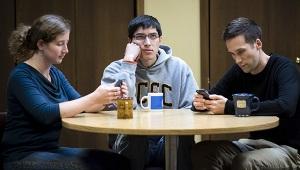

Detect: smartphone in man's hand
196,89,211,100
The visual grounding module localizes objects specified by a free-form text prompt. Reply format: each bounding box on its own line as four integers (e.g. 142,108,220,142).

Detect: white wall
144,0,201,86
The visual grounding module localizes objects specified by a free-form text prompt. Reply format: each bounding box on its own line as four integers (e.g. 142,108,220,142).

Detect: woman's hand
60,85,121,117
93,85,121,105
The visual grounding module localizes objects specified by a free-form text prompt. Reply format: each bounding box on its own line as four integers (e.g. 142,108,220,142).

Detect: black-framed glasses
133,33,159,41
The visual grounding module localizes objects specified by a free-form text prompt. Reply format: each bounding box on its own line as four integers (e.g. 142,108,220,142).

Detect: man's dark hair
128,15,162,39
223,17,262,43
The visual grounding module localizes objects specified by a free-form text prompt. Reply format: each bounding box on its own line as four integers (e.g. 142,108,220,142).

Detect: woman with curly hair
2,14,130,170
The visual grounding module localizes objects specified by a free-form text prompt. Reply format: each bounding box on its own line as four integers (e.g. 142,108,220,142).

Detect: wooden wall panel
200,0,300,141
70,0,135,149
264,0,300,65
209,0,265,87
200,0,210,89
204,0,300,88
0,0,15,112
0,0,136,150
15,0,77,85
75,0,135,95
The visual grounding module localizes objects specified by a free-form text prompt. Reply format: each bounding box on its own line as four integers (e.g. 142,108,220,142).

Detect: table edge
62,117,279,135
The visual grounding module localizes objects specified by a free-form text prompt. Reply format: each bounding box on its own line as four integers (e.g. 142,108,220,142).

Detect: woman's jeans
3,147,130,170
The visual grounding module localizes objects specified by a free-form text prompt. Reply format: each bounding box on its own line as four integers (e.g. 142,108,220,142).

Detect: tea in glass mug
117,97,133,119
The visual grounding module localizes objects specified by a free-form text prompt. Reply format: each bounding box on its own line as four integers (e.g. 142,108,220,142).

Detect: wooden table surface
62,109,279,135
62,109,279,170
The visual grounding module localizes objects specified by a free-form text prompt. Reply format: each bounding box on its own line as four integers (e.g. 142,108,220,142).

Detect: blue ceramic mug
140,93,163,111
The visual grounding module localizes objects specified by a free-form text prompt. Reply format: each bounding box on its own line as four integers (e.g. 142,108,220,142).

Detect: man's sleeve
252,62,300,117
180,64,199,109
101,60,138,109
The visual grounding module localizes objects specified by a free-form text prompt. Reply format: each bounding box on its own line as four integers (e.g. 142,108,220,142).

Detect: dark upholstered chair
0,112,7,170
0,112,6,137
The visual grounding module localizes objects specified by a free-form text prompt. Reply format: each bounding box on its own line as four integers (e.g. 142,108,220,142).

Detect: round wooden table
62,109,279,170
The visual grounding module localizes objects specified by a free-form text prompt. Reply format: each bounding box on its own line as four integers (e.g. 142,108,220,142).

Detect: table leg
165,135,178,170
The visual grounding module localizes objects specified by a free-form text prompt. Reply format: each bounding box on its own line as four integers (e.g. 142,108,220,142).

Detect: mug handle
140,96,149,109
251,96,260,112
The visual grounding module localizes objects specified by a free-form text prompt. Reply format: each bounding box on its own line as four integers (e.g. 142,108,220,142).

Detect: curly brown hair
8,14,71,64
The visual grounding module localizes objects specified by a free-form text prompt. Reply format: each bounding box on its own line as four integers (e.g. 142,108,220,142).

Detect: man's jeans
112,134,194,170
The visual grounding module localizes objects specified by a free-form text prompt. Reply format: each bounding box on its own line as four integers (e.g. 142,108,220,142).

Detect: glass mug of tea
117,97,133,119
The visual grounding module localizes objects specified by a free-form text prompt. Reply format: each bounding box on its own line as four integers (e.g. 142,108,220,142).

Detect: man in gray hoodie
101,15,198,170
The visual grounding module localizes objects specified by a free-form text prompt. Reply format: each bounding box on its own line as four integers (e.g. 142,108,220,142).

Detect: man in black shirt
192,17,300,169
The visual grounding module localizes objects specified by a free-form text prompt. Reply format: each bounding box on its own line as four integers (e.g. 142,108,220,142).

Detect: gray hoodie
101,45,198,109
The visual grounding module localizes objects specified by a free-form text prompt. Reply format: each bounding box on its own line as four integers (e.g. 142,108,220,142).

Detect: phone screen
196,89,210,100
115,80,123,87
